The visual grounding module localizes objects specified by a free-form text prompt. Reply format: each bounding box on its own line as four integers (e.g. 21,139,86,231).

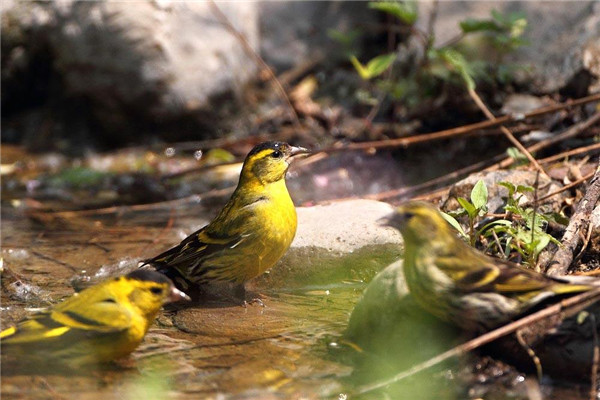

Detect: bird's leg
234,283,247,301
235,283,265,307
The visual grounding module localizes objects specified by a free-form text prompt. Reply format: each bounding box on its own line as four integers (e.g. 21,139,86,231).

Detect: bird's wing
436,253,550,293
144,199,257,270
145,224,250,269
2,295,132,345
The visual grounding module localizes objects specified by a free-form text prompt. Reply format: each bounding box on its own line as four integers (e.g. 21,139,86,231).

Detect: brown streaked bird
141,141,309,301
382,201,597,332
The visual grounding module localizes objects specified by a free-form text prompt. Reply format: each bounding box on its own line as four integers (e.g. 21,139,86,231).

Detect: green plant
492,181,560,265
443,179,487,245
348,2,528,110
443,180,560,267
506,147,529,166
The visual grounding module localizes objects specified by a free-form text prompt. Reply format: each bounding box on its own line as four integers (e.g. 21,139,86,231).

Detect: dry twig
538,142,600,165
319,93,600,153
590,313,599,400
467,88,549,178
546,160,600,276
352,288,600,395
208,0,300,127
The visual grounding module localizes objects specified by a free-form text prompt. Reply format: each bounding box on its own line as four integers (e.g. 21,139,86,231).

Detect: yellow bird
141,141,309,300
1,270,189,368
382,201,595,332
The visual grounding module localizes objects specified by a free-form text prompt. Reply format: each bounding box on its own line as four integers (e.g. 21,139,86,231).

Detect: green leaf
498,181,516,198
470,180,488,210
441,212,468,238
457,197,477,218
504,205,521,215
479,219,512,233
438,49,476,90
509,17,527,38
459,18,500,33
350,53,396,80
577,311,590,324
369,1,418,25
327,29,361,47
515,185,534,193
506,147,528,163
534,234,551,255
350,56,370,80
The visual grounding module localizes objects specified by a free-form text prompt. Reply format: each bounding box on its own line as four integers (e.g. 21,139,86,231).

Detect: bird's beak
378,211,403,228
168,286,191,303
378,213,394,227
288,146,311,158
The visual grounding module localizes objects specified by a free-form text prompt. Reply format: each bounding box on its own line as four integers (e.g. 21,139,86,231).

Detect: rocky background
2,1,599,152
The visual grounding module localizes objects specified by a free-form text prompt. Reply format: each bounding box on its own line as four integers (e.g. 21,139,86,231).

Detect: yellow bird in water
1,270,189,368
141,141,309,300
382,201,596,332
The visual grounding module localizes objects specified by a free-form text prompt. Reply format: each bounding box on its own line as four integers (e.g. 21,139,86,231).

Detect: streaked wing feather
437,254,551,293
146,202,254,270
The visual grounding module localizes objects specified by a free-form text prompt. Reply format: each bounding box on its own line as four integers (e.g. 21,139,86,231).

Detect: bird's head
380,201,453,246
123,270,190,317
241,141,310,185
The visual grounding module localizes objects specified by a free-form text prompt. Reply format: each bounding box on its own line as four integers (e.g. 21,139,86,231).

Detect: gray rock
258,1,376,71
592,204,600,230
2,1,258,143
500,94,552,116
417,1,600,94
443,169,565,215
254,200,403,289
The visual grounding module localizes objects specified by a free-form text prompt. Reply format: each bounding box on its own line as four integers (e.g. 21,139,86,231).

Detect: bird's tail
139,260,191,292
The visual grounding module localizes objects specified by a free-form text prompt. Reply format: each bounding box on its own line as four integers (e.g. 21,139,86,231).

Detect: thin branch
367,152,507,201
353,288,600,395
30,250,78,273
318,93,600,153
208,0,300,127
467,88,549,178
159,102,599,185
343,112,599,202
531,171,595,205
27,187,235,218
546,159,600,275
573,223,594,267
590,313,599,400
538,142,600,165
491,111,600,172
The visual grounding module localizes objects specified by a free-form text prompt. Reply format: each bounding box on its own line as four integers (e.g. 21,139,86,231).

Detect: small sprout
577,311,589,325
442,212,468,239
368,1,418,25
351,54,396,80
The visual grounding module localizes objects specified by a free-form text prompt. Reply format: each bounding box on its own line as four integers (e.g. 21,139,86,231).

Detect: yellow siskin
141,141,309,299
382,201,595,332
1,270,189,368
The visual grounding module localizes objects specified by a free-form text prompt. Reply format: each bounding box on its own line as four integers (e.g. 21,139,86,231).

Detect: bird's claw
242,298,265,308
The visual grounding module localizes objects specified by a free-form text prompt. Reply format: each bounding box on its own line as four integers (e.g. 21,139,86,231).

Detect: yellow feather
142,141,308,293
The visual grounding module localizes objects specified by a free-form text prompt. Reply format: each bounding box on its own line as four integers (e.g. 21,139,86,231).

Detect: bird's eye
271,150,282,158
402,212,415,220
150,287,163,295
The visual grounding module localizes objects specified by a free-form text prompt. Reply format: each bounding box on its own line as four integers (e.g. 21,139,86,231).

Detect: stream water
0,146,594,399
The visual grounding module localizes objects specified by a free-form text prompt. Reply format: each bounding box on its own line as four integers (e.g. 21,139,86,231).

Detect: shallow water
1,193,362,399
1,146,595,399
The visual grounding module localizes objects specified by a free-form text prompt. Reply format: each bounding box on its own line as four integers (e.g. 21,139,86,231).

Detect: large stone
416,1,600,94
258,2,376,72
254,199,403,289
2,1,258,145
